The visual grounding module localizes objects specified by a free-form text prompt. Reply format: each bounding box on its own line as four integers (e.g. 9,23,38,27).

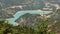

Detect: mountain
47,8,60,33
15,13,41,28
0,0,44,19
0,0,60,19
0,0,60,24
0,0,60,10
0,10,14,19
0,0,60,23
0,0,60,34
0,0,45,9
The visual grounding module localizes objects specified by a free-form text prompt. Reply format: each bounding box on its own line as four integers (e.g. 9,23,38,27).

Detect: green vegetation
0,19,55,34
0,0,60,34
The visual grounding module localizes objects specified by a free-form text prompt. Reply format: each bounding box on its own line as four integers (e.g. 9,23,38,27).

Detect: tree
33,20,48,34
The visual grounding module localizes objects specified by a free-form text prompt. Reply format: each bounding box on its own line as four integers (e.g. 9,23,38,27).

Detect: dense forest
0,19,55,34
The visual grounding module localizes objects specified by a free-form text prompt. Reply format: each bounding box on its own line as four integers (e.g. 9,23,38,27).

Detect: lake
8,10,52,26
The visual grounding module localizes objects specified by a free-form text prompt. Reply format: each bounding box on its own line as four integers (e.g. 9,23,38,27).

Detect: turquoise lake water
8,11,52,26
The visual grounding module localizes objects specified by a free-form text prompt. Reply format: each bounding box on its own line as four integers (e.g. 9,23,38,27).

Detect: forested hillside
0,0,60,34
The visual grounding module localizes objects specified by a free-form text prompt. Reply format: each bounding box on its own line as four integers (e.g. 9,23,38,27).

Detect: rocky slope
15,13,41,28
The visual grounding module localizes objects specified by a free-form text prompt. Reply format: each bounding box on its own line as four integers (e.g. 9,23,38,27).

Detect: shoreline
8,10,52,26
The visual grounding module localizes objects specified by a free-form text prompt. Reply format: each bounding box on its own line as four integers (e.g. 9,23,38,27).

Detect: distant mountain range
0,0,60,9
0,0,60,19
